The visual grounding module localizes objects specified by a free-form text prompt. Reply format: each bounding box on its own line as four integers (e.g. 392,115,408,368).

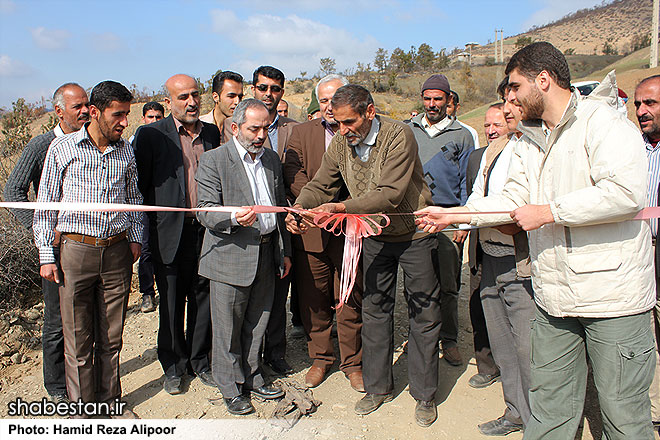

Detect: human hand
510,204,554,231
453,230,468,244
40,263,61,283
236,207,257,227
129,242,141,263
281,256,292,278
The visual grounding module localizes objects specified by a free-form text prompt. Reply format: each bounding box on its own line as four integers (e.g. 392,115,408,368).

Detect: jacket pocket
567,249,621,274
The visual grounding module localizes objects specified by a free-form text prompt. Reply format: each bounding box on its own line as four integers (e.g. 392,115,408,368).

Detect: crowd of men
3,41,660,438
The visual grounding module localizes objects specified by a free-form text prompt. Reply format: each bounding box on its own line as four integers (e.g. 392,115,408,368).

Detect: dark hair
488,102,504,111
90,80,133,112
497,76,509,100
449,90,459,105
142,101,164,116
212,71,243,95
331,84,374,116
252,66,285,87
505,41,571,90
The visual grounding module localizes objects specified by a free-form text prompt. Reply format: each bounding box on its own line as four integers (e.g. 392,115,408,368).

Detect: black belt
260,232,275,243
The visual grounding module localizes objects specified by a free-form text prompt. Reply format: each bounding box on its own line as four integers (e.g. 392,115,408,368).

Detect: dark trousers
264,270,289,362
58,237,132,403
295,233,362,374
469,266,498,376
436,232,461,347
362,235,442,402
138,213,156,296
154,222,211,377
211,243,275,398
42,268,67,397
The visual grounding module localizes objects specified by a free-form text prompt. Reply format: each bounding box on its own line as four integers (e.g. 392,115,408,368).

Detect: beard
237,131,265,154
519,86,544,120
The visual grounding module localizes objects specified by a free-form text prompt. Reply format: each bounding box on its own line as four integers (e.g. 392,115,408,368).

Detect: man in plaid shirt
33,80,142,418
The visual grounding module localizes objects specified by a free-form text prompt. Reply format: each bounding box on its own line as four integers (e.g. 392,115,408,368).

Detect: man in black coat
134,74,220,395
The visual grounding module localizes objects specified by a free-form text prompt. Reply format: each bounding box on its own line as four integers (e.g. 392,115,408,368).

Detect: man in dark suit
134,74,220,395
251,65,299,374
195,98,291,415
283,74,364,392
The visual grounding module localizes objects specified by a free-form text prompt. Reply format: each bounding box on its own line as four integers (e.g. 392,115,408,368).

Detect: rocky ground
0,265,652,440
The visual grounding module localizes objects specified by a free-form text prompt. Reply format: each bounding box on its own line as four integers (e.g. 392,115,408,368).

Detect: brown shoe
443,346,463,366
305,365,327,388
346,371,365,393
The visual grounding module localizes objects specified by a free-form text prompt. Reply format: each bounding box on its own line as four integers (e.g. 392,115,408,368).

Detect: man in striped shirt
635,74,660,428
33,80,142,417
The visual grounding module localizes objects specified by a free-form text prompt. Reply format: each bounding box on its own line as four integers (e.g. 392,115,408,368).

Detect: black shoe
163,375,182,395
266,358,293,375
49,393,69,404
245,384,284,400
478,416,523,436
354,393,393,415
140,294,156,313
415,400,437,427
196,370,216,388
468,372,501,389
224,395,254,415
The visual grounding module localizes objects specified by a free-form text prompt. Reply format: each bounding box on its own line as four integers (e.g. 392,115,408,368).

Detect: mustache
639,115,654,122
186,106,198,112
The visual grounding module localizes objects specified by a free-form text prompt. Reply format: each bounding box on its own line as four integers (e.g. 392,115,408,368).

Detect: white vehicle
572,80,600,96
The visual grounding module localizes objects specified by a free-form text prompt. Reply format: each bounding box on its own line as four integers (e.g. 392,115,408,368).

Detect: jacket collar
410,112,464,133
518,90,579,152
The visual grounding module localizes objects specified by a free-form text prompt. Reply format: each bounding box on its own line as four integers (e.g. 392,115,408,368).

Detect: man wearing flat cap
407,74,475,367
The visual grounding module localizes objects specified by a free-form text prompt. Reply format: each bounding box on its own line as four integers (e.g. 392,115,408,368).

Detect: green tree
390,47,414,73
415,43,436,70
435,48,450,70
319,57,336,75
374,48,388,73
515,36,533,49
602,38,618,55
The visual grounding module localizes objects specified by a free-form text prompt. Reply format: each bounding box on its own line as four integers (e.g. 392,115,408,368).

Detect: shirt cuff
39,246,56,265
127,225,141,244
231,211,239,226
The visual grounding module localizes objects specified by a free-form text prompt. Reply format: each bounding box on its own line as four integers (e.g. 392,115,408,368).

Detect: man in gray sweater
3,82,89,402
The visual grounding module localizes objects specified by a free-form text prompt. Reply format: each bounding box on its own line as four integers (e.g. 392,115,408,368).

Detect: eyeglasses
255,84,283,93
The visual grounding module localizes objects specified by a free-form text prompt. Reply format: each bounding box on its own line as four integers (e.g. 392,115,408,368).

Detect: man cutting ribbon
286,84,442,428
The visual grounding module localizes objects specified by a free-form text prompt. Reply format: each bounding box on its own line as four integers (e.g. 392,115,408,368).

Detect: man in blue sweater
407,74,474,365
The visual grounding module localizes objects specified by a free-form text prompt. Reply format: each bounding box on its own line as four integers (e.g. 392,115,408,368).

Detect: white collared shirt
53,123,65,137
354,118,380,162
231,137,277,235
421,115,452,138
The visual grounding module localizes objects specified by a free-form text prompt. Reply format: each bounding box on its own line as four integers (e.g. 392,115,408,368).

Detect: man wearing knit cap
407,74,475,367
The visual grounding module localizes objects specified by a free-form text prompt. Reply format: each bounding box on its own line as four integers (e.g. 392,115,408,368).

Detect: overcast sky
0,0,605,108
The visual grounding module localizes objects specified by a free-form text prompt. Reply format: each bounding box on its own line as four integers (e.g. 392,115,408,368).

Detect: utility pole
652,0,659,68
500,29,504,63
495,30,499,63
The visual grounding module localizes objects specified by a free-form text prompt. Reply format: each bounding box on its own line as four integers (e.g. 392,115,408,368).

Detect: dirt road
0,266,611,439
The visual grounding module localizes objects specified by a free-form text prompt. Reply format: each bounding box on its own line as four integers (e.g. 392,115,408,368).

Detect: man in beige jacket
417,42,655,439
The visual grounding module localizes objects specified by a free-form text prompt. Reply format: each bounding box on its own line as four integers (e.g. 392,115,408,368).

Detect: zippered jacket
466,71,655,318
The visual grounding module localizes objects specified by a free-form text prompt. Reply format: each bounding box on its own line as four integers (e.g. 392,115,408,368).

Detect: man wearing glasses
251,65,299,375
